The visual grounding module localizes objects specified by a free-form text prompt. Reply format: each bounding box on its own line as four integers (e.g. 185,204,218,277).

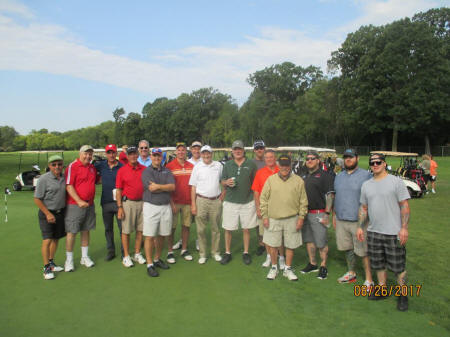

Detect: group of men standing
34,140,410,311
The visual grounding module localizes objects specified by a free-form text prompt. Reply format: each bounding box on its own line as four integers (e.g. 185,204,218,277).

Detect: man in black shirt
300,150,334,280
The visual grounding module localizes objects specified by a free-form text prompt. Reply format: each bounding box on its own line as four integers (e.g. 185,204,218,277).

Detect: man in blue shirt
95,144,123,261
332,149,373,287
137,140,152,167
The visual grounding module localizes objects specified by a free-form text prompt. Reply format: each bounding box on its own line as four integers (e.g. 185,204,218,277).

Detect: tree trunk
380,134,386,150
391,125,398,152
424,134,431,154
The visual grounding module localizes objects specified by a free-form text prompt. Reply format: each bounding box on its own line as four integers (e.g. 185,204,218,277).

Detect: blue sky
0,0,447,134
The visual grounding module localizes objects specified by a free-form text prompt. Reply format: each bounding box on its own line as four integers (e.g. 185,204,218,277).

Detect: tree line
1,8,448,153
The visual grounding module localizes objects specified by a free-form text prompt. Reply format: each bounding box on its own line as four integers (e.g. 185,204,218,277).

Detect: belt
124,198,142,202
49,208,64,214
309,209,326,214
197,193,220,200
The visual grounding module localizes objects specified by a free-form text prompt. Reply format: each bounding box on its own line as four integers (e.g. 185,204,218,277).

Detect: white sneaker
278,256,286,271
267,266,278,280
172,239,182,250
283,267,298,281
132,253,146,264
80,256,95,268
43,267,55,280
181,250,193,261
167,253,176,264
64,259,74,272
50,261,64,272
214,254,222,262
363,279,374,290
262,255,271,268
122,256,134,268
198,257,207,264
432,189,436,194
196,239,200,251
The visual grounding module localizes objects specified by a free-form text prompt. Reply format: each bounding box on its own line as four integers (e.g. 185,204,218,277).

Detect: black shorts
430,175,436,182
38,209,66,240
423,174,430,184
367,231,406,273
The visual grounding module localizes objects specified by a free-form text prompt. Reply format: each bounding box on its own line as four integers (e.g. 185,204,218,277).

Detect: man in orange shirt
251,149,285,269
429,155,438,194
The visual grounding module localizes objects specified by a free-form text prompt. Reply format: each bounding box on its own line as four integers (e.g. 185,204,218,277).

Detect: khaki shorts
65,204,96,233
121,200,143,234
263,216,302,249
222,201,257,231
335,218,368,257
143,203,172,237
172,204,192,229
257,218,264,234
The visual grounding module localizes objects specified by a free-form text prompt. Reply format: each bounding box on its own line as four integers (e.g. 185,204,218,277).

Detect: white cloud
0,0,33,18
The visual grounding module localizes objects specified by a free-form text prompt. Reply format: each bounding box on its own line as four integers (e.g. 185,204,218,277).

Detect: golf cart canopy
370,151,418,157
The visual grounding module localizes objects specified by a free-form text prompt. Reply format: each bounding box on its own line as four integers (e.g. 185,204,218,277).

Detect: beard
345,161,358,171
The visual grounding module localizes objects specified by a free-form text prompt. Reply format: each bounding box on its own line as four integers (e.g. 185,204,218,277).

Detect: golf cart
277,146,337,176
370,151,426,198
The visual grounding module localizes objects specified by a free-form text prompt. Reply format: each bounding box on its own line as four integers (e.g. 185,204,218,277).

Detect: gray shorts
335,218,368,257
65,204,96,233
301,213,328,248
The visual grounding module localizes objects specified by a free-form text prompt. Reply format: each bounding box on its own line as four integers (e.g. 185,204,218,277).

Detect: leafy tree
0,126,19,151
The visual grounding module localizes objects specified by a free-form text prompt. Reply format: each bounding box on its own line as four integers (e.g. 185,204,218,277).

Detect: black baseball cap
305,150,319,158
343,148,358,158
253,140,265,149
369,153,385,162
278,154,291,166
127,146,138,154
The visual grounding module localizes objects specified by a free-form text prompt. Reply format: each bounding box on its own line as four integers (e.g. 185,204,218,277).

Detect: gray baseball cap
80,145,94,152
232,140,244,149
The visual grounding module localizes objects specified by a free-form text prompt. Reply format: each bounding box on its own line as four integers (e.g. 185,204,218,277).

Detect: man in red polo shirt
116,146,147,268
166,142,194,263
64,145,98,272
251,149,285,269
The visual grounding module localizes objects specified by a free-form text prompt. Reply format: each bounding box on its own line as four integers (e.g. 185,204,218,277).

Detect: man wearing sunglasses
94,144,123,262
300,150,334,280
357,153,411,311
332,149,373,287
138,140,151,167
34,155,66,280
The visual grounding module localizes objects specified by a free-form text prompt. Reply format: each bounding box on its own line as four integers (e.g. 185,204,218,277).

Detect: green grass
0,152,449,337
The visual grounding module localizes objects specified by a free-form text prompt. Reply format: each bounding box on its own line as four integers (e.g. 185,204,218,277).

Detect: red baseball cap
105,144,117,152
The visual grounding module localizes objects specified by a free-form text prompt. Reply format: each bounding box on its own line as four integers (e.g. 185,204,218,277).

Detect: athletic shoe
43,265,55,280
363,280,374,290
262,255,271,268
278,256,286,271
147,265,159,277
283,267,298,281
198,257,207,264
432,189,436,194
172,239,182,250
220,253,232,265
267,266,278,280
214,254,222,262
153,259,170,270
317,266,328,280
49,260,63,272
196,239,200,251
242,253,252,265
397,295,408,311
80,256,95,268
300,263,318,274
132,253,146,265
181,250,193,261
256,245,265,256
167,253,176,264
122,256,134,268
105,251,116,261
337,272,356,283
64,259,74,272
368,290,388,301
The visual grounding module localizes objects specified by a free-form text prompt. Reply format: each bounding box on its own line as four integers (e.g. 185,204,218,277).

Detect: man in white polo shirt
189,145,225,264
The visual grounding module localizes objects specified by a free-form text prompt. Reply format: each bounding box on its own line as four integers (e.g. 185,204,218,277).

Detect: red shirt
251,165,280,194
119,151,128,165
166,159,194,204
116,163,146,200
65,159,97,205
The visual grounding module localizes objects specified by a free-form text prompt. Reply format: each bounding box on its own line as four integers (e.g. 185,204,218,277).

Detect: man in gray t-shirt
357,153,410,312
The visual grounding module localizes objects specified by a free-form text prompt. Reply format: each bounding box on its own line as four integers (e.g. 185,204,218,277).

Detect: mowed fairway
0,152,449,337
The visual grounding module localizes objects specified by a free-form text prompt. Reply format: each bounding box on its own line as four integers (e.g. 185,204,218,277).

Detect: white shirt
189,161,222,198
188,157,202,166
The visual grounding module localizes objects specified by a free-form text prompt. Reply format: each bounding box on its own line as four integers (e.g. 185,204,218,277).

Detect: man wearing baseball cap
166,142,195,263
253,140,266,170
188,141,203,166
34,155,66,279
141,148,176,277
94,144,123,261
64,145,98,272
260,155,308,280
189,145,225,264
332,149,373,287
221,140,258,265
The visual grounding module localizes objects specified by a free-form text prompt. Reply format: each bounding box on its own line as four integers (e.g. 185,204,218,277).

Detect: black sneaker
368,292,388,301
300,263,318,274
147,265,159,277
397,295,408,311
105,251,116,261
153,259,170,270
220,253,232,265
317,266,328,280
242,253,252,265
256,245,265,256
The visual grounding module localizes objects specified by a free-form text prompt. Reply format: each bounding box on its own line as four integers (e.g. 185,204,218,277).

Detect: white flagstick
4,193,8,222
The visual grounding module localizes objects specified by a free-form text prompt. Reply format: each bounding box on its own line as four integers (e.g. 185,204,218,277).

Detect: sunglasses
50,163,63,167
254,146,265,150
140,147,148,150
305,157,317,161
369,160,383,166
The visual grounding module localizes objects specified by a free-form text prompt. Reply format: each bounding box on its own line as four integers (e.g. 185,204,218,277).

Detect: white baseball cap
200,145,212,153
